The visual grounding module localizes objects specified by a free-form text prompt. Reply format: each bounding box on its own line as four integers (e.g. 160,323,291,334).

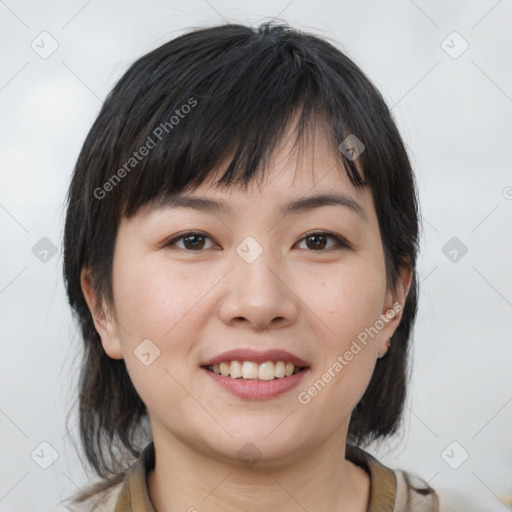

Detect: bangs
90,23,372,220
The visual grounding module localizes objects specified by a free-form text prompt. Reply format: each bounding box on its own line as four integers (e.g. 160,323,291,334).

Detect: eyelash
163,231,351,252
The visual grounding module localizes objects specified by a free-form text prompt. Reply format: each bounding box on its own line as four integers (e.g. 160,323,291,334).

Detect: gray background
1,0,511,510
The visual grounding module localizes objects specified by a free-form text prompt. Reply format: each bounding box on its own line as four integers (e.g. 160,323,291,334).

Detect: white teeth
274,361,286,378
229,360,242,378
206,360,304,380
258,361,275,381
220,362,230,377
242,361,259,379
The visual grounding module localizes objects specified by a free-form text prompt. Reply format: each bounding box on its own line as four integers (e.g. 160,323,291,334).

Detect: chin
196,421,313,467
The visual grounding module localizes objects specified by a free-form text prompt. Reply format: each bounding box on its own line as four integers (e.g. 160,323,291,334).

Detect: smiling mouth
203,361,308,381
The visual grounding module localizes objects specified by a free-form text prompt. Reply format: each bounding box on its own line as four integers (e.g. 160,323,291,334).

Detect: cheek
111,256,216,405
300,268,384,415
112,256,207,343
111,258,206,416
311,262,386,414
309,261,387,351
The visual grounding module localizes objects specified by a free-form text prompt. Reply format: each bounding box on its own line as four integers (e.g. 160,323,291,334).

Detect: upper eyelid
164,230,351,249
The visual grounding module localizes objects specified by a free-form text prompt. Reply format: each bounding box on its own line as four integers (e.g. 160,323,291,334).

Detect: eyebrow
157,193,367,221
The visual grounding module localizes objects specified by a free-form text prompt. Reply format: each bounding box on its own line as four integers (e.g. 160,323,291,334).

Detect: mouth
200,349,311,389
202,360,308,381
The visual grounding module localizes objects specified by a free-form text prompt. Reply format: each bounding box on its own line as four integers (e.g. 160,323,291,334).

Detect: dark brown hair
63,20,421,502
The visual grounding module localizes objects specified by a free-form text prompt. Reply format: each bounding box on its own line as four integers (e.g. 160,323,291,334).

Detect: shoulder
349,444,486,512
346,444,439,511
394,469,439,511
394,469,490,512
50,482,123,512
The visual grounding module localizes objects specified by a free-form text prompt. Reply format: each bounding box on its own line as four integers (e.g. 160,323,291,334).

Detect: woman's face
83,120,410,466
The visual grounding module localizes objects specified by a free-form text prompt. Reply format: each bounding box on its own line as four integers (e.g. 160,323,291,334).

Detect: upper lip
201,349,310,367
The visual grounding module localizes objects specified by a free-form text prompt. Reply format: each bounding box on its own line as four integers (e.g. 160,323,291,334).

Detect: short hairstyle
63,20,420,491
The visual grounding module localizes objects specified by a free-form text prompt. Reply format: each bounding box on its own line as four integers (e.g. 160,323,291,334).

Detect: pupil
308,235,326,250
184,235,204,250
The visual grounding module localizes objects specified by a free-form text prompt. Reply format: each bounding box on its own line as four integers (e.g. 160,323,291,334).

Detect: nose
217,247,299,330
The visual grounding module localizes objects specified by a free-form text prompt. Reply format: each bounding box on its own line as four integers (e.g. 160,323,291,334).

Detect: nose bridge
233,234,283,296
218,234,297,328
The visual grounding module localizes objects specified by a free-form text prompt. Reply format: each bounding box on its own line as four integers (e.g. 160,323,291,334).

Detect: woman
57,21,440,511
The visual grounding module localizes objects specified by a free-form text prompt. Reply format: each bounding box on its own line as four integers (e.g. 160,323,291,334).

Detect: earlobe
377,336,391,359
378,259,413,358
80,268,123,360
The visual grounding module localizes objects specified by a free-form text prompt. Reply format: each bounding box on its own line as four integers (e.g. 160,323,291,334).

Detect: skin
82,117,412,512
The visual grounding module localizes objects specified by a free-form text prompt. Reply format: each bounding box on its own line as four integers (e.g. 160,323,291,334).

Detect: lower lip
201,367,310,400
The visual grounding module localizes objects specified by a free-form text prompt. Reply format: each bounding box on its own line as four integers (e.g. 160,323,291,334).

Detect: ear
377,257,413,358
80,268,123,360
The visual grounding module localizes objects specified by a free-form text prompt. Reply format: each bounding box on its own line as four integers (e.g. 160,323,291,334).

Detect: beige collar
114,442,396,512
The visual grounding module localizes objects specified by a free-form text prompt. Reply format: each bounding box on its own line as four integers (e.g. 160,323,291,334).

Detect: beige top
54,442,439,511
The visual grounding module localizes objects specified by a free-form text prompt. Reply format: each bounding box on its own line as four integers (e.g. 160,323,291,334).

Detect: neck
147,424,370,512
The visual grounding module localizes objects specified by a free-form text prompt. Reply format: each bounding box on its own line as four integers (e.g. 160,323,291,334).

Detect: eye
163,230,350,252
296,232,350,251
164,231,218,251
